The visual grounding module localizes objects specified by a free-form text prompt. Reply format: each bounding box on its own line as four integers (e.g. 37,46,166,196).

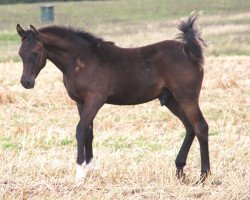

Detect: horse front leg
75,97,105,183
76,103,94,167
75,122,94,183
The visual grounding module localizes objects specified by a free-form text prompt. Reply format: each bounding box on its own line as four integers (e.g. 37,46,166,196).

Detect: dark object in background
40,5,54,23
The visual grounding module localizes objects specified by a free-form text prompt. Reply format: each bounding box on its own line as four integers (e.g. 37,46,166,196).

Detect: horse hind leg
178,100,210,183
159,90,195,180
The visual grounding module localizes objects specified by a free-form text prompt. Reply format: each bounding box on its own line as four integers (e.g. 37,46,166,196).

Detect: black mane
39,26,104,46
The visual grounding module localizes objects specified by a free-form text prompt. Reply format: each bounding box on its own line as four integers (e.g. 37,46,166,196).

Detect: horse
16,13,210,183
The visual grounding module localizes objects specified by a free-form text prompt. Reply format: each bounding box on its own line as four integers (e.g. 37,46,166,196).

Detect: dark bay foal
16,13,210,183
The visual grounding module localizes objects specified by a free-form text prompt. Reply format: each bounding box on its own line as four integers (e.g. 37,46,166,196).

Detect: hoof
176,168,186,181
194,170,211,185
75,161,94,184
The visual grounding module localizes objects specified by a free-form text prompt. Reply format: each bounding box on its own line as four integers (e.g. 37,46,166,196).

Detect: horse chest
63,76,85,103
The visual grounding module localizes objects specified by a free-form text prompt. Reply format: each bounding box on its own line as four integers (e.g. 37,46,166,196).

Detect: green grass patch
2,142,20,149
0,0,250,31
0,56,21,63
99,137,131,151
207,31,250,56
133,138,164,151
209,131,220,136
0,136,21,150
0,134,75,150
95,136,164,151
179,132,186,139
205,108,223,121
60,138,74,146
49,136,75,148
0,33,19,42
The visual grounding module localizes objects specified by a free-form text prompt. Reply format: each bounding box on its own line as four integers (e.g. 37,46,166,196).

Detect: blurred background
0,0,249,62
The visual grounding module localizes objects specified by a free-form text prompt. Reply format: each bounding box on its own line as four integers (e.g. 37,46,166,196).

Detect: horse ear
16,24,25,38
30,25,38,38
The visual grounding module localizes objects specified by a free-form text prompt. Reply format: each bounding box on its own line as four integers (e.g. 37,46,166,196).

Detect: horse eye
31,51,39,56
21,35,27,41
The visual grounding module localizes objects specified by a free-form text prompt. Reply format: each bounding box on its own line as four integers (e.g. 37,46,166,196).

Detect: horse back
97,40,203,105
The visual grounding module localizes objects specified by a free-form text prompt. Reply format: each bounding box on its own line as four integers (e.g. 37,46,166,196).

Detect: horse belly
107,79,163,105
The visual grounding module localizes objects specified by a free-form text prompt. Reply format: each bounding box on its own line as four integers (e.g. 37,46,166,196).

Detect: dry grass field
1,56,249,199
0,0,250,199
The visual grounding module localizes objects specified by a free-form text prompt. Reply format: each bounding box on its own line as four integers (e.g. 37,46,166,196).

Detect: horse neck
40,32,91,74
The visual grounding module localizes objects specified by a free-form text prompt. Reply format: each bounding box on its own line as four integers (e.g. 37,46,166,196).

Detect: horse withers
16,13,210,183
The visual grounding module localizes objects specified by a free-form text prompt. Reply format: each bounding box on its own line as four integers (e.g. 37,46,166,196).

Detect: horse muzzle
20,77,35,89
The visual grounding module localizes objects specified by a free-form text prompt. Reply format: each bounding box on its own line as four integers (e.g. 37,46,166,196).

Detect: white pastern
75,163,85,181
75,160,94,184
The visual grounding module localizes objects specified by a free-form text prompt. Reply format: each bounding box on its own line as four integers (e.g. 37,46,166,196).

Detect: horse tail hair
176,12,207,70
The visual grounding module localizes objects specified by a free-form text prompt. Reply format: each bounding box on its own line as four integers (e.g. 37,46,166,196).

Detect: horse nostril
26,81,31,87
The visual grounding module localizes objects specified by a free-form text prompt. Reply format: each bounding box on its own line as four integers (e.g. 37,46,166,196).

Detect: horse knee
194,120,209,142
76,122,93,141
76,122,84,140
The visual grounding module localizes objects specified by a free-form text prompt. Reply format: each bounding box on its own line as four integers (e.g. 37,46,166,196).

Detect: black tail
177,12,206,70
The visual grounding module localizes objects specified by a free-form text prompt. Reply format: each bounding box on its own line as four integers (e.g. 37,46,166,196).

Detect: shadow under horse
16,13,210,183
